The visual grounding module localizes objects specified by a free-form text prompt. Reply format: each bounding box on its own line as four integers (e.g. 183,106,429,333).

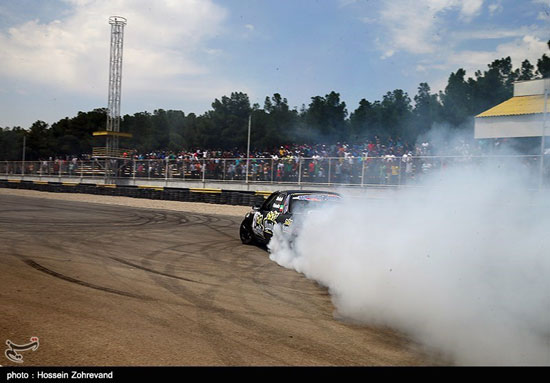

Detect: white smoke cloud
269,156,550,365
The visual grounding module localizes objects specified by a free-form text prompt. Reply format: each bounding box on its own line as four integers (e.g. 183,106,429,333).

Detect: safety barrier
0,179,267,207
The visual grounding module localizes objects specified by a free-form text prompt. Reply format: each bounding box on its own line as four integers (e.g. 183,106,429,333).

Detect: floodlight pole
106,16,126,151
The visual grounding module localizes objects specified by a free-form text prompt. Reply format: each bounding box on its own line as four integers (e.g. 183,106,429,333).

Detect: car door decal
252,212,264,236
263,211,280,235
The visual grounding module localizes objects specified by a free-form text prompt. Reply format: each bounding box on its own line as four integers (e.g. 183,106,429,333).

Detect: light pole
246,114,251,184
22,133,26,176
540,86,548,189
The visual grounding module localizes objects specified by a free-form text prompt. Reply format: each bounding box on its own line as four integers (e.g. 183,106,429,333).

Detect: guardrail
0,155,548,188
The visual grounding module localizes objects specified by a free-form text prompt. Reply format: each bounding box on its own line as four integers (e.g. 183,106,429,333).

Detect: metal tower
105,15,127,155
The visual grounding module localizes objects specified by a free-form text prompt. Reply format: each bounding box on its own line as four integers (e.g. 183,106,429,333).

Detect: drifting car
239,190,342,245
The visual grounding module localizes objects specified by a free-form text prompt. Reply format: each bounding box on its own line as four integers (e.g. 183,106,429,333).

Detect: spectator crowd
5,136,544,187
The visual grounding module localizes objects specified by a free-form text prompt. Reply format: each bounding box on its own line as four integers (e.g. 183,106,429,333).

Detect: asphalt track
0,193,439,366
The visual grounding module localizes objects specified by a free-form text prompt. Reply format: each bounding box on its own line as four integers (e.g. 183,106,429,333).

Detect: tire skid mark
241,249,396,361
135,238,237,283
235,244,352,350
150,260,364,365
2,204,156,301
0,195,203,231
181,213,239,240
239,249,324,311
153,238,363,365
18,257,152,301
109,256,219,286
141,239,248,365
1,194,425,365
129,236,251,364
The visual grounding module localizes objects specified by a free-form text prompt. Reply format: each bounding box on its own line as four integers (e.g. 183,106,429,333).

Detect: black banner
1,366,537,382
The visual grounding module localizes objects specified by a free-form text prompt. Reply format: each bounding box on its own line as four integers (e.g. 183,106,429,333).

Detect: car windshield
289,194,341,214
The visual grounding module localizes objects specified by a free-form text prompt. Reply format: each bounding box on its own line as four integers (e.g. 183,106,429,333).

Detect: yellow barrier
97,184,117,188
254,190,273,196
189,188,222,194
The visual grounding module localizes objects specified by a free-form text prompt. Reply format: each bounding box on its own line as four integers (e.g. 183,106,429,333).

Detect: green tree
380,89,412,141
412,82,441,137
304,91,348,142
257,93,298,149
440,68,472,126
517,59,535,81
207,92,252,150
165,110,186,152
537,54,550,78
27,120,53,160
468,57,516,118
0,127,26,160
349,99,382,140
151,109,170,150
51,108,107,156
123,111,156,152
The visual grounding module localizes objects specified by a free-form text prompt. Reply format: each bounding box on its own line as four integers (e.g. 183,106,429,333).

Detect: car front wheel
240,222,255,245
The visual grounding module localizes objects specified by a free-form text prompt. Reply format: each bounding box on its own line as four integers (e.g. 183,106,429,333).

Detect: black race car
239,190,342,245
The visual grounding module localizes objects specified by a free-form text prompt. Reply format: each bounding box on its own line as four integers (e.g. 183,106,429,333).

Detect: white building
474,78,549,140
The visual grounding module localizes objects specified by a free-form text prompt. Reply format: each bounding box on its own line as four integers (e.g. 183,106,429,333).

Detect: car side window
261,193,279,211
271,193,286,213
282,194,291,214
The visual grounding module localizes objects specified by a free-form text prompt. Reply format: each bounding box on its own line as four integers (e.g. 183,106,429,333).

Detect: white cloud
0,0,228,96
459,0,484,20
376,0,485,58
374,0,548,96
452,26,533,41
426,34,548,85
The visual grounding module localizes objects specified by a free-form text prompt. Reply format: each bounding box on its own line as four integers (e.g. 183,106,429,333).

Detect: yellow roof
476,95,547,118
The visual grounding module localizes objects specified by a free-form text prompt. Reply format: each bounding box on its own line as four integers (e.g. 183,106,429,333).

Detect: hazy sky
0,0,548,129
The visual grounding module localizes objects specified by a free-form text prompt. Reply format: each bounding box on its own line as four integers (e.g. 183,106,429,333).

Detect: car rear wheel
240,222,254,245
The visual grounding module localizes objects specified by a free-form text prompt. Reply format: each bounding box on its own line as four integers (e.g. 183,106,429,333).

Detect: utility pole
540,86,548,189
22,133,26,176
246,114,251,184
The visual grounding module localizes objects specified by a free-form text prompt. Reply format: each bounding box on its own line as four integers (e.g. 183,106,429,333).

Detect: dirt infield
0,189,440,366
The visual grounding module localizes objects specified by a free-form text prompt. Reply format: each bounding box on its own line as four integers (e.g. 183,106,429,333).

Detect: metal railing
92,147,132,158
1,155,548,188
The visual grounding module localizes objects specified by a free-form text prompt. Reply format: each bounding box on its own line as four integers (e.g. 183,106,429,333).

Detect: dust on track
0,189,443,366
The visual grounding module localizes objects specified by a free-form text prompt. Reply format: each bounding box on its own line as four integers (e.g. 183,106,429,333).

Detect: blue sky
0,0,548,129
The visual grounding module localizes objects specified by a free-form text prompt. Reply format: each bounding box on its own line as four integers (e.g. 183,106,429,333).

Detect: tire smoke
268,160,550,365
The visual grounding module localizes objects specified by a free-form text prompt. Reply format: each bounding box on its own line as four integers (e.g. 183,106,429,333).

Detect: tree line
1,52,549,161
